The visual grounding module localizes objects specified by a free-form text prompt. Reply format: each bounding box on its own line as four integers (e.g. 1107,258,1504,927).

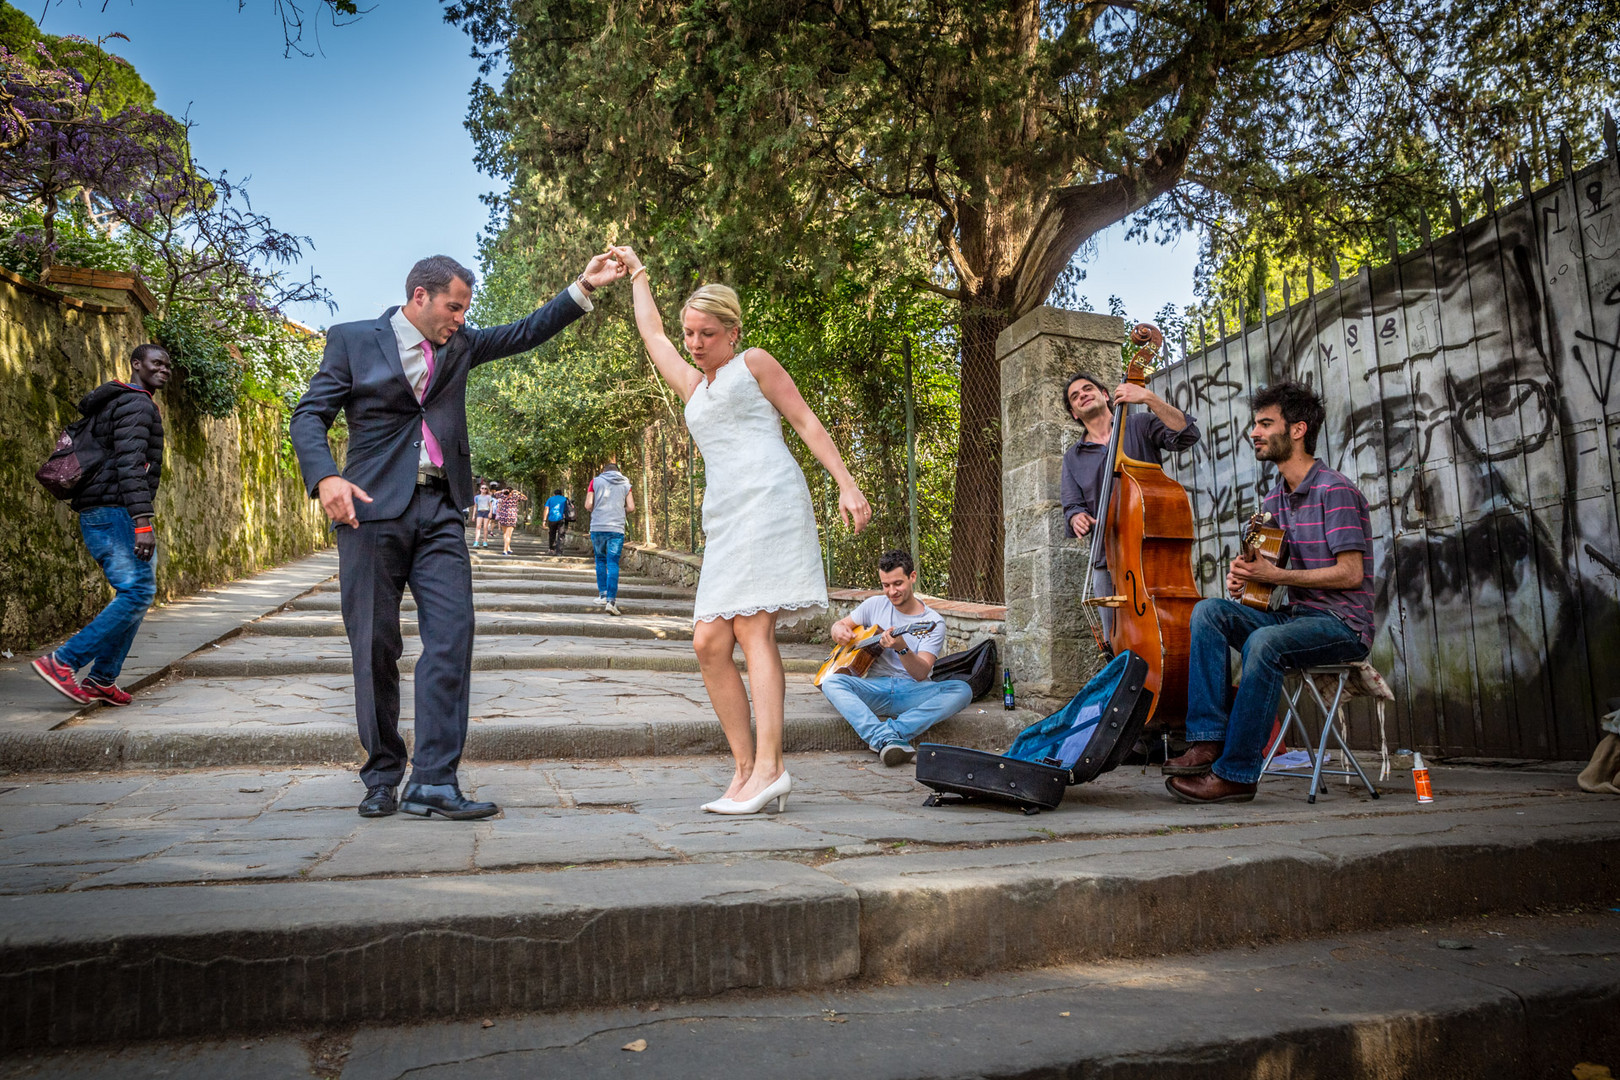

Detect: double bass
1081,324,1201,732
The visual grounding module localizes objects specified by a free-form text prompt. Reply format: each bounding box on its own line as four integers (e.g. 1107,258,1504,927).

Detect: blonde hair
681,283,743,334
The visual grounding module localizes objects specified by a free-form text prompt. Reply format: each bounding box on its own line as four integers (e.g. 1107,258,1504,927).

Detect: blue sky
36,1,1200,328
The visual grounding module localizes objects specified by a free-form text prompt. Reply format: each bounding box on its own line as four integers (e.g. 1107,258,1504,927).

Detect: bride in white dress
610,246,871,815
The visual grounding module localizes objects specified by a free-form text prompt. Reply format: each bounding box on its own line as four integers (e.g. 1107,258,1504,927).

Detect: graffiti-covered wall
1152,154,1620,761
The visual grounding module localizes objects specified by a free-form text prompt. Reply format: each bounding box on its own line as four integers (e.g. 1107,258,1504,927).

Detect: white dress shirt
390,283,592,468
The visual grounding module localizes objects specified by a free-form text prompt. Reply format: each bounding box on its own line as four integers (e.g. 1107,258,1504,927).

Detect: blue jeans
590,531,625,599
820,674,975,750
56,506,156,685
1185,598,1368,784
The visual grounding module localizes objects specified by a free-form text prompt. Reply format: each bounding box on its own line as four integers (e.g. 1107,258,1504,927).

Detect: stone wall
998,307,1126,705
0,268,331,653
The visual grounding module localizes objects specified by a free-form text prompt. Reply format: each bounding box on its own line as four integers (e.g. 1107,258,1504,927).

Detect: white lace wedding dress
684,349,828,625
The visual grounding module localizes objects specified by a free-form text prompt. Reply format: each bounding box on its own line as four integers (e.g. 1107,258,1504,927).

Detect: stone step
286,594,694,617
15,914,1612,1078
302,579,695,601
0,763,1612,1050
248,611,700,641
13,670,1025,769
469,566,664,582
170,634,828,677
246,611,817,643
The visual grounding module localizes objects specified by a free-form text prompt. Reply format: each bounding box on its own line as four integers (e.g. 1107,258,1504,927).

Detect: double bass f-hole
1125,569,1147,616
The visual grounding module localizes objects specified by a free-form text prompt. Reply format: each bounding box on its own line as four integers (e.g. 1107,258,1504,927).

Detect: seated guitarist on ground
1165,381,1376,805
820,550,973,767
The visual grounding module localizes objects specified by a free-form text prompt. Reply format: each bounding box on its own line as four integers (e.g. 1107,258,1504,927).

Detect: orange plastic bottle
1412,752,1434,804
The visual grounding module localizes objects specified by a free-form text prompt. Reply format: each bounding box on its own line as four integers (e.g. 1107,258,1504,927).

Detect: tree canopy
450,0,1611,598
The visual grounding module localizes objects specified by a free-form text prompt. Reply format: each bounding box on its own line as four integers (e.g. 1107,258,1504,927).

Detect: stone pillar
999,307,1126,704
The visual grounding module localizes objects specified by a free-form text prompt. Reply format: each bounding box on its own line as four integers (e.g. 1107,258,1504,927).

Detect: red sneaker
81,679,133,706
31,654,89,704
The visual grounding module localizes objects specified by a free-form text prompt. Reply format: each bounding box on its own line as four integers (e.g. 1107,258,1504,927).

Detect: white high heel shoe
707,771,791,815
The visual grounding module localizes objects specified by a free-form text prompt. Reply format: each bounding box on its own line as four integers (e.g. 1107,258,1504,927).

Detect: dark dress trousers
290,293,586,787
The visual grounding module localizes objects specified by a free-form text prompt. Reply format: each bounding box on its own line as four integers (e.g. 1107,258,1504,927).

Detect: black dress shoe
399,782,499,820
358,784,398,818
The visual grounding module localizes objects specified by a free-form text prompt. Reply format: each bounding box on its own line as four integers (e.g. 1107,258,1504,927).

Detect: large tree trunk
945,299,1012,602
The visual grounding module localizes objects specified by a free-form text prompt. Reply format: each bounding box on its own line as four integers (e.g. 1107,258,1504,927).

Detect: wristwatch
895,646,910,656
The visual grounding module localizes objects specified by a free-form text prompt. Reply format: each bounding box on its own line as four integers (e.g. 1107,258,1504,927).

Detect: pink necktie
419,339,445,468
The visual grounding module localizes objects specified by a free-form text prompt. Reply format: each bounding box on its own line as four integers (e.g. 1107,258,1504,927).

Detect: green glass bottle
1002,667,1015,710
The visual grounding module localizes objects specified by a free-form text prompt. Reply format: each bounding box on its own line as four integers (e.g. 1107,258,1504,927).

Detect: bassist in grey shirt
1059,372,1199,627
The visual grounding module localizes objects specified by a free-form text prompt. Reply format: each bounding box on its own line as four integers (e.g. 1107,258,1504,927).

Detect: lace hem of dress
693,599,827,626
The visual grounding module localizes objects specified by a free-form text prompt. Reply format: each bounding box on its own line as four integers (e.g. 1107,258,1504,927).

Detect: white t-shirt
847,595,947,680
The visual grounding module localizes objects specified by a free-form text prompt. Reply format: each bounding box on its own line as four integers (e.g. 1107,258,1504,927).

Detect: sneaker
605,601,622,616
879,741,916,767
81,679,133,707
593,596,609,606
31,654,89,704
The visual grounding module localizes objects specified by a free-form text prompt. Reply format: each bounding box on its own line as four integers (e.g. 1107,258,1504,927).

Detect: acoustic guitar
1236,510,1289,611
814,620,936,686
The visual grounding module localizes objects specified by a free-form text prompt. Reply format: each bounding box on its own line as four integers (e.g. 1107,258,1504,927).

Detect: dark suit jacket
290,292,586,522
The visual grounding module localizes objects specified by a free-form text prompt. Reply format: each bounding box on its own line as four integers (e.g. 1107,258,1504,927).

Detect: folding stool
1258,663,1386,804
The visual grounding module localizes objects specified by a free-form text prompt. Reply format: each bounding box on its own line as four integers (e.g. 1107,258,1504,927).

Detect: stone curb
831,808,1620,981
0,808,1615,1049
0,711,1031,771
0,863,860,1049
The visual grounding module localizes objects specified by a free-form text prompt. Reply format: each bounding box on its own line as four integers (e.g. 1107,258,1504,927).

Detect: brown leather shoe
1165,773,1258,804
1161,741,1223,776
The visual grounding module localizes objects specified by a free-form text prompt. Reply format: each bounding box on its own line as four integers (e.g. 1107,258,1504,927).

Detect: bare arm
626,489,635,513
746,349,872,533
609,246,702,402
584,482,595,511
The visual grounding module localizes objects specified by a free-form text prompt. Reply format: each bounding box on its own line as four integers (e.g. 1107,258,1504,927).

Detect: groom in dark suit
291,253,622,819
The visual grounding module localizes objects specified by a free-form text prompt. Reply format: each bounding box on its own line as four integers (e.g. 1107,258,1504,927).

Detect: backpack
564,497,577,522
36,412,110,501
929,639,998,700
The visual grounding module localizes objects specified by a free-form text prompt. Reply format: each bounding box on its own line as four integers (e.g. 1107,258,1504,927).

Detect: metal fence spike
1449,191,1464,229
1483,179,1496,213
1517,156,1534,199
1387,221,1401,262
1559,134,1575,183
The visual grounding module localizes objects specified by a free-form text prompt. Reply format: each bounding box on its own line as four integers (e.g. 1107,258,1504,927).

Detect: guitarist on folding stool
820,550,973,767
1164,381,1375,805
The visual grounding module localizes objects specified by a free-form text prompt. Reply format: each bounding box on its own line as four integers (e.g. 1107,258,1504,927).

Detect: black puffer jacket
69,382,164,520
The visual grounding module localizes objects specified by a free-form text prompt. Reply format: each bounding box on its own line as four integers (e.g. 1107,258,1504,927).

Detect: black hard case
915,652,1153,813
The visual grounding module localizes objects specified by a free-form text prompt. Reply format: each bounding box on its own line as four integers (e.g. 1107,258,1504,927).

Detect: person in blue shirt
543,488,570,554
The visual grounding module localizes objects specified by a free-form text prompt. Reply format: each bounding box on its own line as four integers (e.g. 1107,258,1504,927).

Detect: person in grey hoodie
584,457,635,615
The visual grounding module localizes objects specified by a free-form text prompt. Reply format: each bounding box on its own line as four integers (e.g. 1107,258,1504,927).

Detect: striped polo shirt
1262,460,1375,647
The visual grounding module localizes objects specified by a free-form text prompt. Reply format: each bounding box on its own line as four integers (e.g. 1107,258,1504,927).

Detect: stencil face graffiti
1154,156,1620,760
